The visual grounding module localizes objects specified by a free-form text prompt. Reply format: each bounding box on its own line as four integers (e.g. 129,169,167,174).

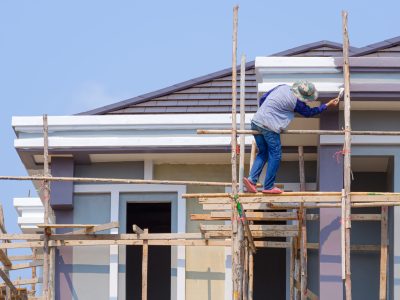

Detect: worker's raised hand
326,97,340,108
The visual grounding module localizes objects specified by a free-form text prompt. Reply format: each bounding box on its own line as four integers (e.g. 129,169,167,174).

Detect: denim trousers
248,122,282,190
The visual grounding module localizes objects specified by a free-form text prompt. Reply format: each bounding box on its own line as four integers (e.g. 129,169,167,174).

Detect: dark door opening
126,202,171,300
253,219,286,300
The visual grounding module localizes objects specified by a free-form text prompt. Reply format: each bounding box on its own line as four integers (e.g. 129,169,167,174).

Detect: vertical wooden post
298,146,306,192
42,114,51,300
31,248,37,296
243,239,249,300
379,207,388,300
341,189,346,280
342,11,352,300
231,5,244,300
248,252,254,300
239,54,246,193
298,146,307,300
142,229,149,300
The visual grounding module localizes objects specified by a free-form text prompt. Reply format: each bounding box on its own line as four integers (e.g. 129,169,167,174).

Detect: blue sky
0,0,399,281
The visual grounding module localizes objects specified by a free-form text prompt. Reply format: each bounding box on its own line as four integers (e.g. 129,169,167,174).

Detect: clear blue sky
0,0,399,280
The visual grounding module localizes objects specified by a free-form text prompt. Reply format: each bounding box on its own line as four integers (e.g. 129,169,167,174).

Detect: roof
353,36,400,56
77,37,400,115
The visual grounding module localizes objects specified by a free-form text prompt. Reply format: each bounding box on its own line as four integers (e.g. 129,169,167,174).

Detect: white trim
255,57,337,68
320,135,400,145
74,184,186,300
14,136,255,149
109,191,119,300
12,114,254,131
144,160,153,180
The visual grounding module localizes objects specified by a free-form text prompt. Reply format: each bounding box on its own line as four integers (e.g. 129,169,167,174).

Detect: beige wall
154,164,233,300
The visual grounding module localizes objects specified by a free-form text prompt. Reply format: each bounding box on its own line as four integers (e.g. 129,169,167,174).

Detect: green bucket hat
291,80,319,102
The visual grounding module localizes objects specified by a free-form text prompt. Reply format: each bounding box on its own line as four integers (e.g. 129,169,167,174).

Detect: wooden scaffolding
0,7,398,300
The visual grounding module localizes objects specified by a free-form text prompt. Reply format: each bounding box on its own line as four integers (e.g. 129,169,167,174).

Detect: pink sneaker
262,187,283,194
243,178,257,193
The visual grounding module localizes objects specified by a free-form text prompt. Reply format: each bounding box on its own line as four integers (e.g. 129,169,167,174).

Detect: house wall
72,193,111,300
154,161,318,300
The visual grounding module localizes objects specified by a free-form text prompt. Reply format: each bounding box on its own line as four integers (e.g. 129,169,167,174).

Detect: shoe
262,187,283,194
243,178,257,193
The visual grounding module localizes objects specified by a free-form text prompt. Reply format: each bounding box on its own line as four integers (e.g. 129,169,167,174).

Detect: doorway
126,202,171,300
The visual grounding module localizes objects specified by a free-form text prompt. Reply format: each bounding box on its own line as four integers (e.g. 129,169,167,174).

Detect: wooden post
239,54,246,193
248,251,254,300
0,205,11,300
298,146,307,299
142,229,149,300
42,114,51,300
342,11,352,300
231,6,244,300
341,189,346,280
379,207,388,300
31,249,37,296
243,239,249,300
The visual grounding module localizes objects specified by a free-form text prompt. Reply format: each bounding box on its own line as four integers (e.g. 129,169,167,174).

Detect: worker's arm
294,97,339,118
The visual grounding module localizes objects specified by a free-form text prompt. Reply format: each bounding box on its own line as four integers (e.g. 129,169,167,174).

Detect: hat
291,80,318,102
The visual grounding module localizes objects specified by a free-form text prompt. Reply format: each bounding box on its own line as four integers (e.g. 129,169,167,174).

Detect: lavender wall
51,157,74,209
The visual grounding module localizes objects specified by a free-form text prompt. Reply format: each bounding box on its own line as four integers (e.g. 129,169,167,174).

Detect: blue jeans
248,122,282,190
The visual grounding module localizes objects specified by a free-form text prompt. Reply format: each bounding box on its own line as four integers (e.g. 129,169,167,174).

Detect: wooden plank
0,269,17,294
306,214,382,221
67,222,119,234
342,11,353,300
0,277,42,288
204,230,298,238
210,211,299,221
379,206,388,300
142,229,149,300
300,205,307,300
0,261,43,271
0,249,12,267
37,224,97,229
200,224,298,231
8,255,43,261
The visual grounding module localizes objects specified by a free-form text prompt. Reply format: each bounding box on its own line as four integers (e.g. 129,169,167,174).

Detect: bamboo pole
379,206,388,300
31,249,37,296
243,239,249,300
42,115,51,300
341,189,346,280
298,147,308,300
197,129,400,136
342,11,352,300
239,54,246,193
142,229,149,300
230,6,244,300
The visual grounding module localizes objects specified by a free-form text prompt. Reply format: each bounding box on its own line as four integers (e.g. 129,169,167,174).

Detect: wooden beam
68,222,119,234
379,206,388,300
200,224,298,231
342,11,353,300
0,269,17,294
37,224,97,229
0,261,43,271
0,277,42,288
210,211,299,221
142,229,149,300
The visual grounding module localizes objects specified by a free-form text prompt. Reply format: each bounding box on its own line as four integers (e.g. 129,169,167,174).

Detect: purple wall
52,157,74,299
51,157,74,209
55,210,73,300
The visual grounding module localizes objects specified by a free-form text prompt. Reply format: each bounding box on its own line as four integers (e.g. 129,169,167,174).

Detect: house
12,36,400,300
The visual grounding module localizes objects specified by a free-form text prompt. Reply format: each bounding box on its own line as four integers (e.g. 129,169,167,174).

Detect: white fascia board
15,136,255,149
320,135,400,145
255,57,338,68
12,114,254,133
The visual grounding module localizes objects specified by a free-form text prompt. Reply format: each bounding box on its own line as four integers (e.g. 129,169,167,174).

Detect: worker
243,81,340,194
